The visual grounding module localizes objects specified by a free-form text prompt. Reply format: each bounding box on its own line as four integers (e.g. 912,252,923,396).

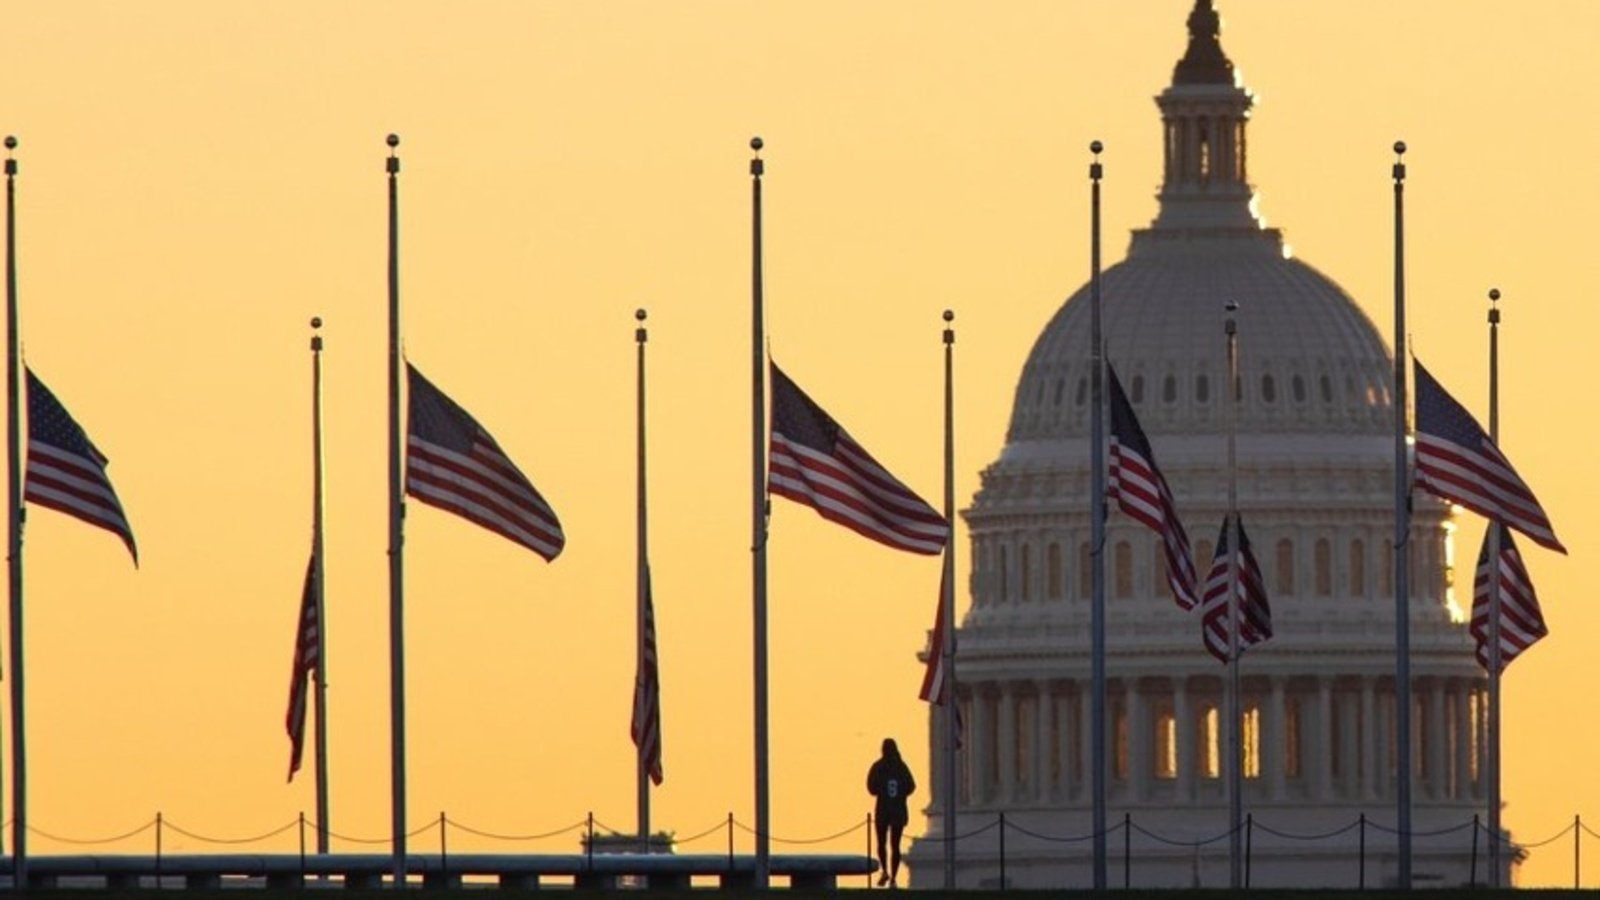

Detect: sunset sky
2,0,1598,887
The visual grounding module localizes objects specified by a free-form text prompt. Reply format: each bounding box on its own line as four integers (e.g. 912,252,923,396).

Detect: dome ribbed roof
1006,231,1394,446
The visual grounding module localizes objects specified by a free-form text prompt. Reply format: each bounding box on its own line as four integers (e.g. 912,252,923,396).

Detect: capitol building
908,1,1500,889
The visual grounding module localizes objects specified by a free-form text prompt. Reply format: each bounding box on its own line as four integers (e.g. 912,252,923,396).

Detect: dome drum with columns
908,1,1501,889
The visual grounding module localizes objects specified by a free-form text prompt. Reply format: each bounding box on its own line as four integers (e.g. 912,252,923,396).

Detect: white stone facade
908,1,1504,889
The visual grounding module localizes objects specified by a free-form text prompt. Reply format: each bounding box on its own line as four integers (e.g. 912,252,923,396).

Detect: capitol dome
910,0,1495,889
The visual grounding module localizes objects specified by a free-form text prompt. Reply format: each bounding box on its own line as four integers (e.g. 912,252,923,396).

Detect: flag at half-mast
24,368,138,564
285,552,320,781
1413,359,1564,554
405,364,565,560
768,363,948,555
918,566,964,747
1470,524,1547,674
1200,514,1272,663
631,566,664,786
1108,363,1198,610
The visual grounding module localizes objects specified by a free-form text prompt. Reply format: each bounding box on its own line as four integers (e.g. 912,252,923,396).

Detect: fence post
1245,813,1253,889
998,812,1006,890
1469,813,1479,888
299,812,307,886
866,813,873,889
1577,813,1583,890
155,811,164,889
585,812,594,872
1123,812,1131,890
439,812,448,885
1358,813,1366,890
726,812,734,873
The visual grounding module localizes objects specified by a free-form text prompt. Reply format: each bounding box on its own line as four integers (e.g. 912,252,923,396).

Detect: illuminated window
1243,704,1261,779
1285,697,1303,779
1201,706,1221,779
1155,705,1178,780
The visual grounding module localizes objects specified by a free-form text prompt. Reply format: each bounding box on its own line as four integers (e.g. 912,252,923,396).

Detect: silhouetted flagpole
1087,140,1108,891
5,133,29,889
1391,140,1413,889
636,307,651,844
1224,302,1243,889
749,136,771,889
1485,287,1503,886
385,133,409,888
940,308,957,890
310,316,331,855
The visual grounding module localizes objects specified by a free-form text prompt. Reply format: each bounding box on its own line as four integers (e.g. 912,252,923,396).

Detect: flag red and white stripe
1108,363,1198,610
768,363,948,555
631,567,664,786
285,553,320,781
24,368,138,564
1200,515,1273,663
1413,359,1564,554
1470,524,1547,674
919,567,963,747
405,364,565,560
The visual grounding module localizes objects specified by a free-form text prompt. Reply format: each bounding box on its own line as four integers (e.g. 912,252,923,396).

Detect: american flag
918,567,964,748
1200,514,1272,663
24,368,137,564
1413,359,1565,554
1470,524,1547,674
631,566,663,786
406,364,565,560
768,363,948,555
285,552,320,782
1108,363,1198,610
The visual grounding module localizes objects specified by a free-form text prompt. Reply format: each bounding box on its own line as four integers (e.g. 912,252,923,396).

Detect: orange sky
2,0,1597,887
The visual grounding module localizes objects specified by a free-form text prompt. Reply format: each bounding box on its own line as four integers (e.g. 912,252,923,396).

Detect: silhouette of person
866,737,916,887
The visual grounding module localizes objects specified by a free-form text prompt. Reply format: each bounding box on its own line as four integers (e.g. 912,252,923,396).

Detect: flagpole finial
387,133,400,150
1488,288,1500,325
311,316,323,352
636,308,648,344
750,136,764,176
1392,140,1407,182
386,134,400,174
943,309,955,345
3,135,15,151
1090,140,1103,181
4,135,15,176
750,136,763,153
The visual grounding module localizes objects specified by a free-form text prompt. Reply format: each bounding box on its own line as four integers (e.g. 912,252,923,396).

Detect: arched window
1314,538,1332,596
1020,543,1033,602
998,545,1010,603
1078,541,1093,600
1047,542,1063,600
1163,374,1178,404
1292,374,1307,403
1115,541,1134,599
1243,704,1262,778
1262,374,1277,404
1320,375,1334,404
1200,705,1221,779
1285,698,1303,779
1350,539,1367,598
1196,374,1210,403
1275,538,1295,597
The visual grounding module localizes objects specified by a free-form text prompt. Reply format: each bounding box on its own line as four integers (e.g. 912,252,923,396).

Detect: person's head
882,737,899,758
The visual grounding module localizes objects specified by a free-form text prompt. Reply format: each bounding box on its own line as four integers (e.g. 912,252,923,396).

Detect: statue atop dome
1174,0,1236,86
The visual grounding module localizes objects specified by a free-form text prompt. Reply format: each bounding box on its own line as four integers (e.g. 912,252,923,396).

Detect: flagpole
384,133,409,889
310,316,330,855
1391,140,1413,889
749,136,771,889
1485,287,1503,886
1223,301,1243,888
5,133,29,889
1087,139,1108,892
940,308,957,890
636,307,651,846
